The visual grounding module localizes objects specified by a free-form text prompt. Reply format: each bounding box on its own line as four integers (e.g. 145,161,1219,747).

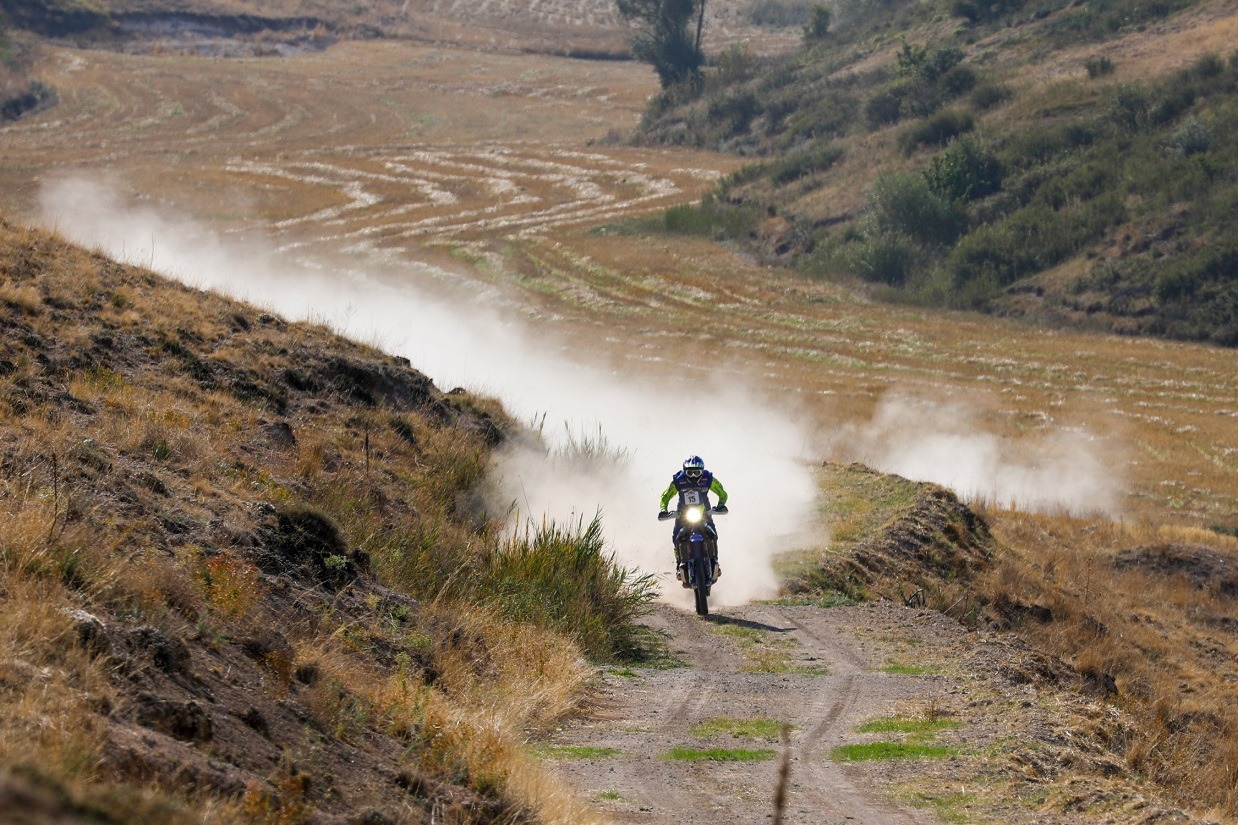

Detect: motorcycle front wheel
692,557,710,616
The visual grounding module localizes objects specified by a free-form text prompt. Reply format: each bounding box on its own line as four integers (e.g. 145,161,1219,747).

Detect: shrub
708,90,761,136
1109,84,1150,131
1085,56,1115,78
951,0,1025,23
971,82,1013,110
803,4,831,40
663,197,760,239
866,84,907,127
939,64,978,97
768,141,845,184
924,136,1004,202
865,172,965,247
745,0,817,27
781,87,860,142
1170,119,1212,156
947,194,1126,290
851,230,917,286
1192,51,1225,79
486,518,657,660
898,109,975,155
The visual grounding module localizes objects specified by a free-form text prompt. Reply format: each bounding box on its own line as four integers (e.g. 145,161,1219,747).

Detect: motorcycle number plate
682,490,702,506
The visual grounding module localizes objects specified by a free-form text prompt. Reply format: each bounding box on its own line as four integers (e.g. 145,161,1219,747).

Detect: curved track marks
547,603,941,825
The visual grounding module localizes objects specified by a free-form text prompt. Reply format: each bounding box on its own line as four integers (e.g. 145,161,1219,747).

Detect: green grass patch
857,717,964,735
605,667,641,678
537,745,622,760
664,747,777,762
831,742,955,762
690,718,786,739
759,591,857,608
598,790,623,801
881,661,939,675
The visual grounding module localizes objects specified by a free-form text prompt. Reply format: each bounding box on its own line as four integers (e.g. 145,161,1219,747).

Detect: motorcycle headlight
685,508,702,524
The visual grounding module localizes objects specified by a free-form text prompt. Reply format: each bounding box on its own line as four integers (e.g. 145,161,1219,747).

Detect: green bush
898,110,975,154
746,0,817,27
851,230,918,285
662,197,761,239
951,0,1025,23
486,518,657,661
781,87,860,143
1109,84,1150,131
971,82,1013,110
924,136,1004,202
866,84,908,127
1170,119,1212,156
865,172,965,246
803,4,832,40
946,193,1125,290
708,90,761,136
1085,55,1115,78
768,141,845,184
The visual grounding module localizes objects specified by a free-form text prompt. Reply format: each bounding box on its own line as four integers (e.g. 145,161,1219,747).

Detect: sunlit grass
537,745,622,760
832,743,956,762
857,717,963,735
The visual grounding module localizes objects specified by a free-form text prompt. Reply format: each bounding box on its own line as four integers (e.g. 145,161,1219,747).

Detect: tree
616,0,706,88
803,4,831,42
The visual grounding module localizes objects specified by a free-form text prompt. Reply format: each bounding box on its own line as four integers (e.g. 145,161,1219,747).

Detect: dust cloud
38,177,818,606
39,178,1123,605
828,393,1124,517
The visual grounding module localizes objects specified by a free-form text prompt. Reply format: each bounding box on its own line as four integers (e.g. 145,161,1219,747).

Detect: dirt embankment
0,216,540,824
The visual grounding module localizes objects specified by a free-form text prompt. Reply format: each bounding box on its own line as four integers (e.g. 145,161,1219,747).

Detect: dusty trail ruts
547,602,967,824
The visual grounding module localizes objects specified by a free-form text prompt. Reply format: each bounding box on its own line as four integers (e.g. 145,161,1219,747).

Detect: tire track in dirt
546,603,944,824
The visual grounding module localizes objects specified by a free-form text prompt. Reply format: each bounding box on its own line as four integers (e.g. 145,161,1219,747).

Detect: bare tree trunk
694,0,706,70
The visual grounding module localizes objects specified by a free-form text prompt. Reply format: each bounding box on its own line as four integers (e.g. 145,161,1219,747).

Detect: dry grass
975,509,1238,816
0,214,646,822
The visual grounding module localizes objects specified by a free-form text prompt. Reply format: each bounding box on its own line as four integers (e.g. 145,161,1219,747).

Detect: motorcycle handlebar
657,507,728,521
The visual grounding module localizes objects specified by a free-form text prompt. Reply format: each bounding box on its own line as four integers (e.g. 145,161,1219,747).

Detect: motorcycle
659,496,727,616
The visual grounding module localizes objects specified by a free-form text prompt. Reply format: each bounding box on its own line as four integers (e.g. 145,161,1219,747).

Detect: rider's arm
659,481,677,511
710,477,728,506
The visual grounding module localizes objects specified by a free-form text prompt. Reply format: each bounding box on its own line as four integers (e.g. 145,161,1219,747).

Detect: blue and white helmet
683,455,705,479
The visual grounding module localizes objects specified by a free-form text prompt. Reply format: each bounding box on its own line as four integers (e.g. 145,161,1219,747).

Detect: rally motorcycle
659,493,727,616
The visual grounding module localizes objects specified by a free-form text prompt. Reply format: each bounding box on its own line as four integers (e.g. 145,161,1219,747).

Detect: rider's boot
674,549,690,588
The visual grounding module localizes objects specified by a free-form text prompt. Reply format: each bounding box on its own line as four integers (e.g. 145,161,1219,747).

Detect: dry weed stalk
772,722,792,825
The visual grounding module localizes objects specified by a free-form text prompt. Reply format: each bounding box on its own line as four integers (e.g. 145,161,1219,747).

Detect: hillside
630,0,1237,345
0,10,56,120
0,214,655,824
0,0,804,57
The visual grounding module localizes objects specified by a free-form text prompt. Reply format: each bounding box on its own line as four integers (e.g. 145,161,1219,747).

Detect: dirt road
547,601,971,824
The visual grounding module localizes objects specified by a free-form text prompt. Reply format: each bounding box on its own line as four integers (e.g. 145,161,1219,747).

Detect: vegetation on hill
0,10,57,121
0,215,653,823
791,462,1238,817
629,0,1237,346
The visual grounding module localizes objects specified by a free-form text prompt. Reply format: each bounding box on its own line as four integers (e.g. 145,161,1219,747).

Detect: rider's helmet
683,455,705,481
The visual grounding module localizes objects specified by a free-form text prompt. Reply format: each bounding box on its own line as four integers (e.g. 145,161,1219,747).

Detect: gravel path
547,602,968,824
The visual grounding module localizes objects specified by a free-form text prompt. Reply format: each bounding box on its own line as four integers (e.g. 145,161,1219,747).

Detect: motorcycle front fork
675,542,720,582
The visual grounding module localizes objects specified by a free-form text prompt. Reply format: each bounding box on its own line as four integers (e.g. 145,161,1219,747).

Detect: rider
659,455,728,587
